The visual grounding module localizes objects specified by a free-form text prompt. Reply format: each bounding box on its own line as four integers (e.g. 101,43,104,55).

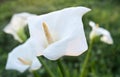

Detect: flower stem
32,71,40,77
79,40,93,77
57,59,68,77
38,57,55,77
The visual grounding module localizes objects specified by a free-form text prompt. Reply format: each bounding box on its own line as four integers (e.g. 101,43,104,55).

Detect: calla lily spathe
6,39,41,73
89,21,113,44
3,12,36,43
26,6,90,60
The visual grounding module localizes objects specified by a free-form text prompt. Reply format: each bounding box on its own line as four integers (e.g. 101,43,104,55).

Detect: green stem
57,59,68,77
91,64,96,77
32,71,40,77
79,40,93,77
38,57,55,77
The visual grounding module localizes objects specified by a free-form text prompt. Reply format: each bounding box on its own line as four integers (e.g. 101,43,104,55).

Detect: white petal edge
100,35,113,44
89,21,96,28
29,57,42,71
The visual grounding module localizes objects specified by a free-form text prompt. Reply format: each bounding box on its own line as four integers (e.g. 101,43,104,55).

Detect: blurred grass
0,0,120,77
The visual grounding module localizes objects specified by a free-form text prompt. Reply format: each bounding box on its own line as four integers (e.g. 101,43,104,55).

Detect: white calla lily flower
26,6,90,60
89,21,113,44
4,12,36,43
6,39,41,73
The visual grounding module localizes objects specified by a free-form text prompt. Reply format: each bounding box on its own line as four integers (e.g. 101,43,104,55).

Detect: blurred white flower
3,12,36,43
6,39,41,73
26,6,90,60
89,21,113,44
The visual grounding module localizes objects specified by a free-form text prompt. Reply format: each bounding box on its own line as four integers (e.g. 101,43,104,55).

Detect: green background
0,0,120,77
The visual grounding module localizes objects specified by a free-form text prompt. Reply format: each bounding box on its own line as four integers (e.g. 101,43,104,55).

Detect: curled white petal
6,39,41,72
43,36,71,60
99,28,113,44
4,12,36,42
89,21,96,28
27,6,90,60
6,51,29,73
100,35,113,44
89,21,114,44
